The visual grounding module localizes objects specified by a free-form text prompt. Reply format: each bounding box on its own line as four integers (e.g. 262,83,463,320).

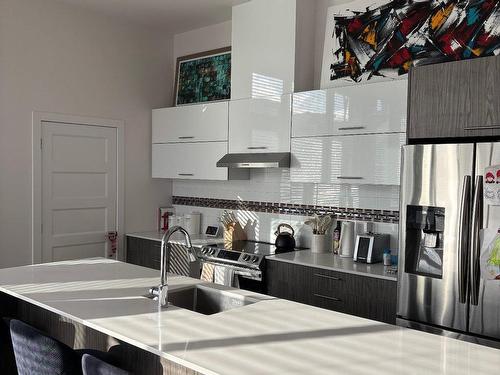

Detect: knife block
224,221,247,246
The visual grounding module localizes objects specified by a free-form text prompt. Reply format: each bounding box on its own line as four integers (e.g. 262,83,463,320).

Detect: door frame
32,111,125,264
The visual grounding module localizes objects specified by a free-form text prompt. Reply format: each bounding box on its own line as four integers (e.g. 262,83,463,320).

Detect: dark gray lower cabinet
126,236,200,277
266,259,397,324
126,236,161,270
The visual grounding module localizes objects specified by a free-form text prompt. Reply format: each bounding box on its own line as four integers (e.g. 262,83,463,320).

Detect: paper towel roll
339,221,355,258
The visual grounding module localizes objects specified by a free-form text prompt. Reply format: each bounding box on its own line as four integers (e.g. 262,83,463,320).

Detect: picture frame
320,0,500,88
174,47,231,106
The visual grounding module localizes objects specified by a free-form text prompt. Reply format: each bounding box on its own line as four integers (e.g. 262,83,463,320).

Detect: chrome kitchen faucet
149,226,195,307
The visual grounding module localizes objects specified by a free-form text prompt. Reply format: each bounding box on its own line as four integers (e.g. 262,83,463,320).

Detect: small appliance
353,233,390,263
339,221,355,258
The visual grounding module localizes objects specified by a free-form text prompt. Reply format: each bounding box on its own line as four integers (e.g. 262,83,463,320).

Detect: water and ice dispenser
404,205,445,278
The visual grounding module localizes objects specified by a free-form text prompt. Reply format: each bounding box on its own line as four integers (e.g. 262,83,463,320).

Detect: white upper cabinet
229,95,292,153
292,80,408,137
152,102,228,143
291,133,405,185
231,0,297,100
152,142,247,181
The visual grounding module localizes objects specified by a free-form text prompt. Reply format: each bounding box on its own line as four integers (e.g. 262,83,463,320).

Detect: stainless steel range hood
216,152,291,168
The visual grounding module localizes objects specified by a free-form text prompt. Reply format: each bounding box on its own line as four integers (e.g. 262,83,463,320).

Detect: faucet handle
149,286,160,298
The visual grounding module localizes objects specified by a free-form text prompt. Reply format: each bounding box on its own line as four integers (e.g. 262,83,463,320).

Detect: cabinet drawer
152,102,228,143
292,80,407,137
152,142,229,180
229,95,292,153
291,133,405,185
313,292,349,313
312,270,348,299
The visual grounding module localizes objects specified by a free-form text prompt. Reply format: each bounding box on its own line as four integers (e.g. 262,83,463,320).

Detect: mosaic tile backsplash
172,169,401,251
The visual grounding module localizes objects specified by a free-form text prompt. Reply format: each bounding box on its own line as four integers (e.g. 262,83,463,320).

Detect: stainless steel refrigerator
398,143,500,347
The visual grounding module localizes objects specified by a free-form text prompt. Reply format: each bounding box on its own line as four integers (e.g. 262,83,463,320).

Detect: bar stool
82,354,130,375
9,319,83,375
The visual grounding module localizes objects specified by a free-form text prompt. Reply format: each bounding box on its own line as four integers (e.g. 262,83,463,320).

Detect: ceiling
57,0,249,33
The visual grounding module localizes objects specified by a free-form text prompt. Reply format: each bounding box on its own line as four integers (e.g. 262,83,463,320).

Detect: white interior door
41,122,117,262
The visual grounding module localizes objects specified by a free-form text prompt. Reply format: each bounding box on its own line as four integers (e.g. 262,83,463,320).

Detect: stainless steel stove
196,241,297,290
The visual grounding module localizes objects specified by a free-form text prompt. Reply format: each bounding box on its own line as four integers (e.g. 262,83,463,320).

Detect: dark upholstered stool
10,319,83,375
82,354,130,375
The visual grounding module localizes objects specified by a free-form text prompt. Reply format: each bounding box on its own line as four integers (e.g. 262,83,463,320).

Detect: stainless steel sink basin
167,285,257,315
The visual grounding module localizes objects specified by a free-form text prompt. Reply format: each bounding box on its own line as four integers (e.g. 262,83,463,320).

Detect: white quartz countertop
126,231,224,246
268,250,398,281
0,259,498,375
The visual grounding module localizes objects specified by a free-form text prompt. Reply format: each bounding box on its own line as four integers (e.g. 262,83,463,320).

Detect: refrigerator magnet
484,165,500,205
480,229,500,281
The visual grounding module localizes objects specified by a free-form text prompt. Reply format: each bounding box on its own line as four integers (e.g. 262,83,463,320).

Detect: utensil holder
311,234,329,253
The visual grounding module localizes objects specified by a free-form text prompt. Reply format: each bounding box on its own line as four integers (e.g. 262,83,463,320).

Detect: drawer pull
314,273,341,281
247,146,268,150
178,136,195,139
314,293,341,302
178,173,194,176
338,126,366,131
464,126,500,131
337,176,364,180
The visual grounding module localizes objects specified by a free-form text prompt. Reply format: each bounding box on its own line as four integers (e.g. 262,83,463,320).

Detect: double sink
148,284,258,315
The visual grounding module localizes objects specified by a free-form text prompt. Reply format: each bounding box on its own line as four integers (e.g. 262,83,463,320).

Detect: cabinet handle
464,126,500,131
178,136,195,139
314,273,341,281
314,293,341,302
338,126,366,131
337,176,364,180
178,173,194,176
247,146,268,150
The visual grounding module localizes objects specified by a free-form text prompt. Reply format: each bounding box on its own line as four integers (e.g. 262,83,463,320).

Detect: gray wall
0,0,174,267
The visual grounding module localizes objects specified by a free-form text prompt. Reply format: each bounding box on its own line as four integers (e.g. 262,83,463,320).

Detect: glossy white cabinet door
291,133,405,185
229,95,292,153
152,142,229,180
292,80,407,137
231,0,296,100
152,102,228,143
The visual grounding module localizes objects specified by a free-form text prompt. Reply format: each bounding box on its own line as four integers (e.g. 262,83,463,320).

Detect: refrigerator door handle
470,175,483,306
458,175,471,304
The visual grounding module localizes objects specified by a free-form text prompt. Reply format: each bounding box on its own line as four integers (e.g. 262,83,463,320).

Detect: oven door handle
201,261,262,279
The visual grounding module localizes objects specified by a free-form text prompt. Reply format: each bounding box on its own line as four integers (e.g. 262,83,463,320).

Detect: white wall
0,0,174,267
173,21,232,67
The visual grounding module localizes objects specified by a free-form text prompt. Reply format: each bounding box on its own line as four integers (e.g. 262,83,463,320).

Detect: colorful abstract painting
321,0,500,85
175,48,231,105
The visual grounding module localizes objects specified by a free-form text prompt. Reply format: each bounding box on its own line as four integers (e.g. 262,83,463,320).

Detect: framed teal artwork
174,47,231,106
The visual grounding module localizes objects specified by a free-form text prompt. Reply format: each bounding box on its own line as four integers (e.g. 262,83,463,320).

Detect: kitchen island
0,258,498,375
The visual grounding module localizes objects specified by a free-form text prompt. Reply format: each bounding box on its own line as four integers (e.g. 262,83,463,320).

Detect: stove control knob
243,255,251,262
209,249,216,256
252,256,259,263
201,248,207,254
